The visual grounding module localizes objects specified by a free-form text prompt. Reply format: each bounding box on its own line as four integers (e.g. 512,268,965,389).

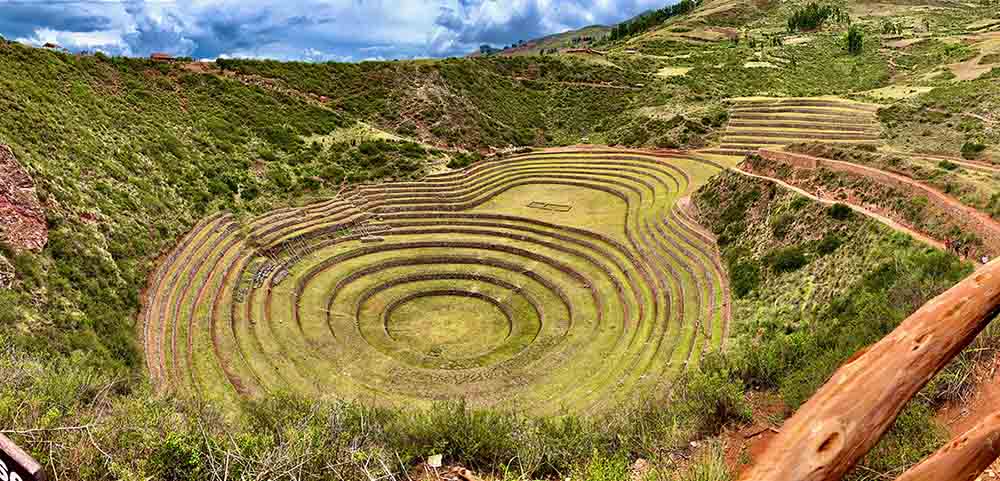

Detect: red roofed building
150,52,175,62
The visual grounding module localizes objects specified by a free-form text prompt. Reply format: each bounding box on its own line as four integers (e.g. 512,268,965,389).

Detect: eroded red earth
0,144,47,252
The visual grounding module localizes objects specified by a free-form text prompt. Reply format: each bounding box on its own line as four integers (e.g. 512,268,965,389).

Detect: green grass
879,68,1000,159
216,55,645,149
142,151,730,416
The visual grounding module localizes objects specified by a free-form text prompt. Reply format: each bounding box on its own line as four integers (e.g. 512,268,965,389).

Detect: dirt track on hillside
732,167,947,251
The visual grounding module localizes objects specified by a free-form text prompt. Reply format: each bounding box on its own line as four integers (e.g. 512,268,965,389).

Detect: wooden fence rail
740,259,1000,481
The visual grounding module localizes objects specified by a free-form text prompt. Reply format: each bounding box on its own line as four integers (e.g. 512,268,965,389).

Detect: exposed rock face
0,145,47,252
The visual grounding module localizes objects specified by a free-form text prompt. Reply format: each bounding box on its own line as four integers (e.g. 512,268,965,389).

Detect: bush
961,141,987,159
764,246,809,272
770,213,796,239
787,3,842,32
726,250,762,298
846,26,864,55
675,363,751,435
938,159,959,170
816,233,843,255
828,203,853,220
151,433,204,481
447,152,482,169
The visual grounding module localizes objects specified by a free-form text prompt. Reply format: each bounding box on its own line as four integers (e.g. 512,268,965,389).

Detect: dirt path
510,76,642,90
818,156,1000,249
732,167,947,250
905,151,1000,174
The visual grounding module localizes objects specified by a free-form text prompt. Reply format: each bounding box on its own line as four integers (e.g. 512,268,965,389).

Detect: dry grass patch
657,66,694,77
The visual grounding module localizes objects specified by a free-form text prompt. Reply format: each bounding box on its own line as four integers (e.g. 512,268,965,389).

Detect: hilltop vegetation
216,56,645,148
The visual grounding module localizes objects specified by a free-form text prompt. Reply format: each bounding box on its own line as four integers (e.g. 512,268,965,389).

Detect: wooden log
740,260,1000,481
894,411,1000,481
0,433,45,481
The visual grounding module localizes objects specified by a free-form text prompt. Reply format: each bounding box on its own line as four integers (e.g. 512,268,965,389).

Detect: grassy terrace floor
141,149,736,415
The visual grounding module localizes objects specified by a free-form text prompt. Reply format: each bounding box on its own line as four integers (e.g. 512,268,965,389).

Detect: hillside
1,0,1000,480
472,25,612,56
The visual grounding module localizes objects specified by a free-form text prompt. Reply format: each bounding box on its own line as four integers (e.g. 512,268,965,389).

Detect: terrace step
730,106,877,117
699,149,752,157
731,98,880,112
720,139,881,150
723,130,880,141
720,144,772,151
730,112,878,125
721,138,790,146
728,120,879,133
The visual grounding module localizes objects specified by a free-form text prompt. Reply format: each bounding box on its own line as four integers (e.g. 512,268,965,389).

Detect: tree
846,25,864,55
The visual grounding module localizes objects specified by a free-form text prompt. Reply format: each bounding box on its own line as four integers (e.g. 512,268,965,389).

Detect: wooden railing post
741,260,1000,481
894,411,1000,481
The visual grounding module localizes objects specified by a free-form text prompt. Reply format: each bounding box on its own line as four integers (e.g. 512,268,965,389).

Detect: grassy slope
878,68,1000,160
0,40,439,374
216,56,645,148
492,25,612,56
693,170,971,477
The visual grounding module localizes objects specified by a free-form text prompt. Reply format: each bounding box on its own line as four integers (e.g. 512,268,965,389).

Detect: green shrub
151,433,204,481
447,152,483,169
572,451,630,481
770,213,796,239
961,141,987,159
938,159,959,170
828,203,853,220
787,3,846,32
727,255,762,298
846,26,864,55
676,356,752,435
764,246,809,272
816,233,843,255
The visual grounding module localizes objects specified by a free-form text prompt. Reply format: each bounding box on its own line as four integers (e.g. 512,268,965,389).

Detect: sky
0,0,675,62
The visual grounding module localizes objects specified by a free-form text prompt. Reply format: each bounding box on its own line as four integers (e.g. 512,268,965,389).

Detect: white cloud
16,27,127,51
1,0,678,61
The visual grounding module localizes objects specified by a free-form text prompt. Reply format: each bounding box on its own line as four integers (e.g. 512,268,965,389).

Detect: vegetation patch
694,171,971,476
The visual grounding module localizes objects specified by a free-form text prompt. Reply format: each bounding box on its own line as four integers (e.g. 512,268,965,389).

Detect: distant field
142,149,734,415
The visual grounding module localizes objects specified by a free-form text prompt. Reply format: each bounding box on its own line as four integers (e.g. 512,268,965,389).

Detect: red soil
0,144,46,252
723,392,788,477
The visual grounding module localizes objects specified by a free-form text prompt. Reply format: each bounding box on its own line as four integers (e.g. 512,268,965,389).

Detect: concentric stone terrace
142,149,731,415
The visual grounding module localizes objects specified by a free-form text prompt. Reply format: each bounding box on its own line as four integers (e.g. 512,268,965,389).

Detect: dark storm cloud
0,0,677,61
429,0,674,56
0,3,111,39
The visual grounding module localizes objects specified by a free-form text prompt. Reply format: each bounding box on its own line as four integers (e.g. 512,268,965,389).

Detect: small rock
0,254,13,289
428,454,443,468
